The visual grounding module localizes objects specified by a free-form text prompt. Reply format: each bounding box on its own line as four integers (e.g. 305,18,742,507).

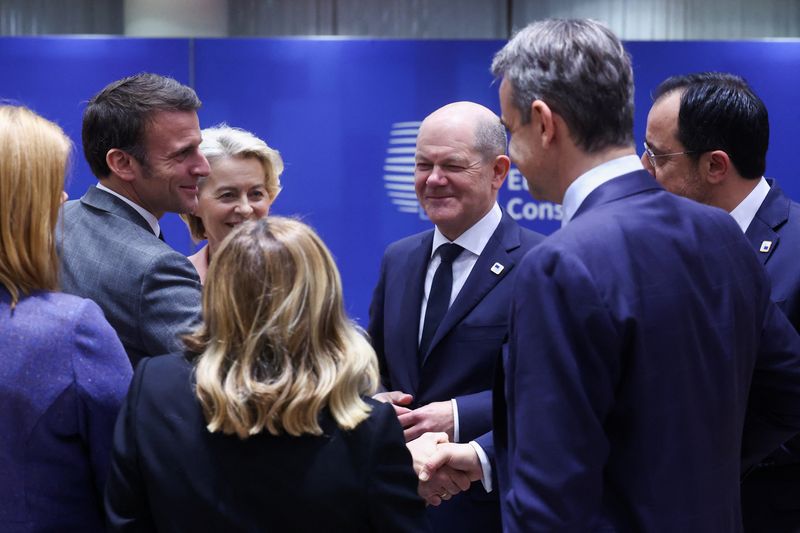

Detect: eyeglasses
642,141,704,168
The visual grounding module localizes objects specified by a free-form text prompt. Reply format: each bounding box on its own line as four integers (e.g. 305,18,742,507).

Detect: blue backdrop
2,37,799,324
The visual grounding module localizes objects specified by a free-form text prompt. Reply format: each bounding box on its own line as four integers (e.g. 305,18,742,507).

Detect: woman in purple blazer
0,105,132,532
106,217,427,532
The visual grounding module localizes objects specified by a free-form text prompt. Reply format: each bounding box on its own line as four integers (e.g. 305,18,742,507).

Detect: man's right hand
373,390,414,416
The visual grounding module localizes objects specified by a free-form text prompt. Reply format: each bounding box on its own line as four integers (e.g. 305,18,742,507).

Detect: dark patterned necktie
419,243,464,363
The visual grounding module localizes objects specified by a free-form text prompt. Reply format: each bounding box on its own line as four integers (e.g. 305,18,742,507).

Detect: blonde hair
0,105,72,307
183,125,284,242
185,217,379,438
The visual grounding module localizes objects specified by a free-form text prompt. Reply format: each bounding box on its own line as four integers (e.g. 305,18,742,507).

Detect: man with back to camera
417,19,800,532
643,71,800,532
59,73,209,366
368,101,543,531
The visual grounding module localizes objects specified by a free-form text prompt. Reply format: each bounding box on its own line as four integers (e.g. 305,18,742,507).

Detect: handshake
407,432,485,506
375,391,486,505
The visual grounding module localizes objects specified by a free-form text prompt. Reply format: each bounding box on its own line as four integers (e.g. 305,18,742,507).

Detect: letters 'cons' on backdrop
2,38,799,323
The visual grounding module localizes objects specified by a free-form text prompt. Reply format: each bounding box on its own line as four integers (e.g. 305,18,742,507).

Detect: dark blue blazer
493,170,800,532
368,211,543,532
741,179,800,529
745,179,800,331
105,354,427,533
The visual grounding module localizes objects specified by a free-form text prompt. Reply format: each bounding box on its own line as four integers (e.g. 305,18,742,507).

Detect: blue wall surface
2,37,799,323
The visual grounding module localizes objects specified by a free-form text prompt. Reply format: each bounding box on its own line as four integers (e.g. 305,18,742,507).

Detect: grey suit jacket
58,186,201,365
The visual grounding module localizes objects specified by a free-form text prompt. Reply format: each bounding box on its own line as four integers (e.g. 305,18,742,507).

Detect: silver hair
491,18,635,153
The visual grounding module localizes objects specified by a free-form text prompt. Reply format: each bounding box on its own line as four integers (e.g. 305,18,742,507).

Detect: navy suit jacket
494,170,800,532
740,179,800,526
745,179,800,331
368,212,542,531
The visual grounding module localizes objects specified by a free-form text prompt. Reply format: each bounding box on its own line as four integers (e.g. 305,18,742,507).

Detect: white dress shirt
419,202,502,443
730,177,770,233
96,183,161,237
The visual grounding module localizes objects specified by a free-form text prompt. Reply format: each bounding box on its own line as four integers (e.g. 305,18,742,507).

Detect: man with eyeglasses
417,22,800,532
644,71,800,532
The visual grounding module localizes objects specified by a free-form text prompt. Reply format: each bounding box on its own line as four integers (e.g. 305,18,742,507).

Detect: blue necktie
419,243,464,363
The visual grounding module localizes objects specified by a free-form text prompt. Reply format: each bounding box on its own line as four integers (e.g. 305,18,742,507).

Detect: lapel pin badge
490,262,505,275
760,240,772,253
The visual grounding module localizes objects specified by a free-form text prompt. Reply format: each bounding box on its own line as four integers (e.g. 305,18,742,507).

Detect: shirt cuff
451,398,460,443
468,441,492,493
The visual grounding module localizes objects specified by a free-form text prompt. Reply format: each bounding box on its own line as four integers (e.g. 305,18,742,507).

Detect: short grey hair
491,18,635,153
474,114,508,162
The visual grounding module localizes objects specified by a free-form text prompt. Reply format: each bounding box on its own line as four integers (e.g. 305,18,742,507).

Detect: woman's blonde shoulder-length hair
185,216,379,438
0,105,72,308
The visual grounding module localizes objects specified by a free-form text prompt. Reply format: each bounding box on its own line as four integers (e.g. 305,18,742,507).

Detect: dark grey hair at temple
653,72,768,180
491,18,635,153
474,114,508,161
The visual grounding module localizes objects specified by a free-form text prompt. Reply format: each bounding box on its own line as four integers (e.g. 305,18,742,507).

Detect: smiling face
196,156,272,253
130,110,210,218
414,111,501,240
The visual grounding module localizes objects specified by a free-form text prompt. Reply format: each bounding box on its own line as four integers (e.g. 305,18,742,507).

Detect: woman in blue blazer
105,217,428,532
0,105,132,532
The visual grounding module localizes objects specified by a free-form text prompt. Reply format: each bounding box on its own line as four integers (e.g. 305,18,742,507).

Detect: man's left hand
398,401,454,442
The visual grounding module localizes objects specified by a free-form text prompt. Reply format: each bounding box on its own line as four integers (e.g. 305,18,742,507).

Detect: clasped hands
374,391,483,506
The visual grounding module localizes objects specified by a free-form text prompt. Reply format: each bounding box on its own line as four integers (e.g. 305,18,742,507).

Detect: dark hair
82,73,202,179
492,18,634,153
653,72,768,180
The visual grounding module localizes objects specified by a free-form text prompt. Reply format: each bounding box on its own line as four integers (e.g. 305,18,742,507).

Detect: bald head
421,101,507,162
414,101,510,240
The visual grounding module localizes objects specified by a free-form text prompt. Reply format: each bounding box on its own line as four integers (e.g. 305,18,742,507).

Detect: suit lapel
81,185,155,236
745,180,788,265
421,214,520,365
395,232,432,390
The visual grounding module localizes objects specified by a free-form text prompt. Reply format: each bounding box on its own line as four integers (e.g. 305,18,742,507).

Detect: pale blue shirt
421,202,502,443
561,155,645,227
96,183,161,237
730,177,770,233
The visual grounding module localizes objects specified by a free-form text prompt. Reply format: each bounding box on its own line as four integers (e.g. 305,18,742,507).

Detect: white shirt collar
96,182,161,237
729,177,770,233
431,203,502,257
561,155,644,227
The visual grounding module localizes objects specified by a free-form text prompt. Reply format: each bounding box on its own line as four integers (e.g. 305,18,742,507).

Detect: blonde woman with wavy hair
106,217,427,532
0,105,132,531
182,124,284,283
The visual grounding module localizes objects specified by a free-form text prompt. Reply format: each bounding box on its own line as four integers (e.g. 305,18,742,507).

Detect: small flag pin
490,262,505,275
760,240,772,253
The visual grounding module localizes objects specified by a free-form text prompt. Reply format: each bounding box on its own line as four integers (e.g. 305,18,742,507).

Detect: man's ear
531,100,555,148
106,148,138,183
491,154,511,191
703,150,731,185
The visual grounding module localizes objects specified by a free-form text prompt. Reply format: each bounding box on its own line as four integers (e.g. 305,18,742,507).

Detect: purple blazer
0,287,132,532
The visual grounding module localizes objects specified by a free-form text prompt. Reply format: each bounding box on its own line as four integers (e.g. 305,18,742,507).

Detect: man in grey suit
59,73,210,365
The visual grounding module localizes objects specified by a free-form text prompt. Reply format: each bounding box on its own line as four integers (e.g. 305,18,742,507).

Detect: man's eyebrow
167,142,195,158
